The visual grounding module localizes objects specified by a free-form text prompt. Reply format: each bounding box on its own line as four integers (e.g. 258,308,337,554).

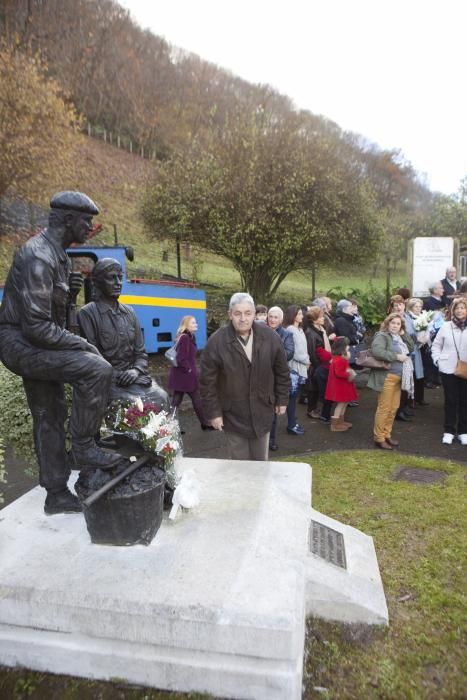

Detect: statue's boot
44,487,82,515
70,438,123,470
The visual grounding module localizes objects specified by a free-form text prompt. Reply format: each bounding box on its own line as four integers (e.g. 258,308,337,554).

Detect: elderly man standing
440,267,460,306
200,292,290,460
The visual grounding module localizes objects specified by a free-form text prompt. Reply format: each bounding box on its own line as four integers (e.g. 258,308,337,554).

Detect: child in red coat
325,336,358,432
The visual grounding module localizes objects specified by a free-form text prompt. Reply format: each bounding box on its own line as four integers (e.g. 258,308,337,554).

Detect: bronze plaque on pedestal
309,520,347,569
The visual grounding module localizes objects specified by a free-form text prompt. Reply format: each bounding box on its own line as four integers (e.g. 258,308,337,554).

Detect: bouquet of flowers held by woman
413,309,434,344
103,398,182,488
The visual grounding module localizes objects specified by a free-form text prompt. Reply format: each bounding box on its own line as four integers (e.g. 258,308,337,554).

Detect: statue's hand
68,272,84,298
117,368,139,386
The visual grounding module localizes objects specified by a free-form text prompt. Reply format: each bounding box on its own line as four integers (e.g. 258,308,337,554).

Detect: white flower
413,310,434,332
140,411,164,438
134,397,144,413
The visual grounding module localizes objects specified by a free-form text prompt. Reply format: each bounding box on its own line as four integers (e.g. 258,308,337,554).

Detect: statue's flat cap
50,191,99,215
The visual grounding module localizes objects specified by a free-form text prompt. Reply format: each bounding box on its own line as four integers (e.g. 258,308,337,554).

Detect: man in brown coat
200,292,290,460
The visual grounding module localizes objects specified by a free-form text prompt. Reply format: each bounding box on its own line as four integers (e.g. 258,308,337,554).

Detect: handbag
349,342,366,365
355,349,390,370
451,326,467,379
165,343,178,367
454,360,467,379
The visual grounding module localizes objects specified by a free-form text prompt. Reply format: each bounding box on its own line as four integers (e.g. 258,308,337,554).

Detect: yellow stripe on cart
119,295,206,310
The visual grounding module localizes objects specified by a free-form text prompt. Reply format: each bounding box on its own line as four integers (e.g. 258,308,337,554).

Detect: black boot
44,488,82,515
70,438,123,470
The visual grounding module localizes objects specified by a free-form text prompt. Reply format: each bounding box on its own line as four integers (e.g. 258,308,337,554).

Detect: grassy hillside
0,135,408,310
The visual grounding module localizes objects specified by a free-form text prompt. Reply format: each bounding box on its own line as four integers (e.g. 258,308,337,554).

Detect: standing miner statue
0,191,122,516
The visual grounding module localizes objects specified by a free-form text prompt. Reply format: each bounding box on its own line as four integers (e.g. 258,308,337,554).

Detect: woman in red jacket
168,316,211,430
325,336,358,432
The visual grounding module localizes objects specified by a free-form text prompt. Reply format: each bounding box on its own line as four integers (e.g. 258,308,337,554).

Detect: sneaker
458,434,467,445
442,433,454,445
287,424,305,435
44,488,82,516
307,409,322,419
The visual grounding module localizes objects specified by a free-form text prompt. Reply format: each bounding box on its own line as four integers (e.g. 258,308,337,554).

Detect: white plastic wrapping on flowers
169,470,200,520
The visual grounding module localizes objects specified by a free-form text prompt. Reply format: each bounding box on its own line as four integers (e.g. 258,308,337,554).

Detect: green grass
291,450,466,700
2,450,464,699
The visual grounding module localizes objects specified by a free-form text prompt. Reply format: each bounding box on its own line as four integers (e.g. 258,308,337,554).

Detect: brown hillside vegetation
70,136,152,242
0,135,154,277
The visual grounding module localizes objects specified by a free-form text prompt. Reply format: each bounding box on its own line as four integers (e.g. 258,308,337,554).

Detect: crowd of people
168,266,467,460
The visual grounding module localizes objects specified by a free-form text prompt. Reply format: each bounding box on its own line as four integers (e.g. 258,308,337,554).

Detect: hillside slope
0,136,152,276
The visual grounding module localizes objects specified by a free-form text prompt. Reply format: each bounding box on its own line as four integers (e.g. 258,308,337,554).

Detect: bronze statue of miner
0,191,123,516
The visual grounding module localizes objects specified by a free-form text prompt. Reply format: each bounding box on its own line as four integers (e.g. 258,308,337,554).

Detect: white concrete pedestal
0,457,388,698
0,458,309,699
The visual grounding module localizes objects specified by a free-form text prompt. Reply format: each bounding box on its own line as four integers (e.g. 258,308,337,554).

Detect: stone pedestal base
0,456,387,698
0,458,309,699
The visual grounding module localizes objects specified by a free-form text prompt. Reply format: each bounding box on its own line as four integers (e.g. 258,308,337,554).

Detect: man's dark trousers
0,328,112,493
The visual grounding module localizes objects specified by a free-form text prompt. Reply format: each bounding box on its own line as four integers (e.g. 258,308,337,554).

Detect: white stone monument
409,237,456,297
0,457,387,699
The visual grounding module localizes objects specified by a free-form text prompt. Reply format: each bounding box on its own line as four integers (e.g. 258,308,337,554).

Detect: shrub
0,364,36,464
326,284,388,329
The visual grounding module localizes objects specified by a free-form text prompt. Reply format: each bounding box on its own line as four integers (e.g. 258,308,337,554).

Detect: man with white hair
424,282,445,312
440,267,460,306
200,292,290,460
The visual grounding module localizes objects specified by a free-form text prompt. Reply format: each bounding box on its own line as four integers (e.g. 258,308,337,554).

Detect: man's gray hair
428,281,442,294
268,305,283,320
229,292,255,311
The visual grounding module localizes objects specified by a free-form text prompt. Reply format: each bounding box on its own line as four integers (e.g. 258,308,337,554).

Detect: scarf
322,328,332,352
391,333,414,398
452,317,467,331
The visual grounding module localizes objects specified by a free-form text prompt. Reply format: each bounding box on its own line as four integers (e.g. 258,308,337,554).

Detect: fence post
87,122,91,137
130,141,133,153
103,129,107,143
117,134,121,148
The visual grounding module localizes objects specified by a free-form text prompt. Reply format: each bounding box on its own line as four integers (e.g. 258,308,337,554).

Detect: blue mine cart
0,245,207,352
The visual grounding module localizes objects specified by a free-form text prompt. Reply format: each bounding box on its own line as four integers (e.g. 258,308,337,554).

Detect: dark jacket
334,313,359,346
275,326,294,361
441,278,460,306
0,230,88,352
423,296,444,312
305,325,325,369
200,321,290,438
168,331,199,393
79,299,148,374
